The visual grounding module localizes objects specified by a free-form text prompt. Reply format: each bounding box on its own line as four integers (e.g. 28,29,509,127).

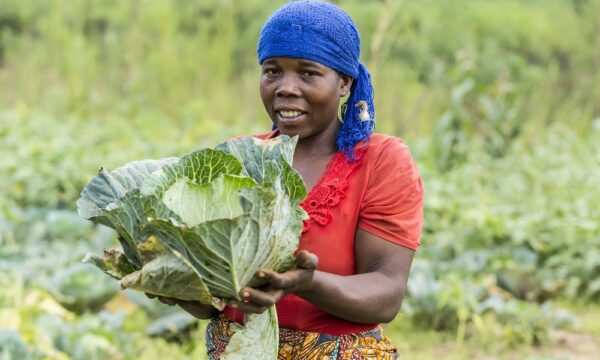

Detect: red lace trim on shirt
300,149,366,234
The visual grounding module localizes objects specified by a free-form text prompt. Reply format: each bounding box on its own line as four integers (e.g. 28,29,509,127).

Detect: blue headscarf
257,0,375,161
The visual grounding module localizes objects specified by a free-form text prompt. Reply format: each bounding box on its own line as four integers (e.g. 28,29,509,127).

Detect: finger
264,268,311,290
296,250,318,269
228,300,267,314
258,269,293,289
177,300,217,319
240,287,285,307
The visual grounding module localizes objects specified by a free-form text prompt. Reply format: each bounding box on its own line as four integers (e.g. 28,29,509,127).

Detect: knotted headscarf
257,0,375,160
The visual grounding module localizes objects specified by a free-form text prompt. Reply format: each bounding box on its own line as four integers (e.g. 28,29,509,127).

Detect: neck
295,120,340,158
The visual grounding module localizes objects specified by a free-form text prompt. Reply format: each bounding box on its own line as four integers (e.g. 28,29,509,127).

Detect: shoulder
363,133,414,166
360,133,420,188
356,134,424,250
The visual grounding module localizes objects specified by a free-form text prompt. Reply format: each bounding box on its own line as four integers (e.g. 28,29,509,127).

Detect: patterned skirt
206,314,398,360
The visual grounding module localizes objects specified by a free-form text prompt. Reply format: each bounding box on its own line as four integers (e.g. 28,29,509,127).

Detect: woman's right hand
227,250,318,314
146,294,218,319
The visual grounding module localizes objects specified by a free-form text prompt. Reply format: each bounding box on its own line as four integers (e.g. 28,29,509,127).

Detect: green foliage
424,126,600,301
0,0,598,143
79,136,305,357
0,329,33,360
403,125,600,347
0,268,207,359
47,264,117,314
1,0,599,208
145,311,199,343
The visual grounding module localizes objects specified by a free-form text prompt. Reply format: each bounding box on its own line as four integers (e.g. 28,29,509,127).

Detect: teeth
279,110,302,118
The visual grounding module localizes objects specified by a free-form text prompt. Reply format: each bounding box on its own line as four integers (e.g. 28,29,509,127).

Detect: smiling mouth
278,110,305,119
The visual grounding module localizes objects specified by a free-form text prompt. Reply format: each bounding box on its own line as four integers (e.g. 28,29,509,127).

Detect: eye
301,70,319,78
263,68,280,77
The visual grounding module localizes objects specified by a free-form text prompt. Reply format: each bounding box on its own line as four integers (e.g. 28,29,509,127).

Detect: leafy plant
145,311,199,343
46,263,117,314
78,135,307,359
0,329,32,360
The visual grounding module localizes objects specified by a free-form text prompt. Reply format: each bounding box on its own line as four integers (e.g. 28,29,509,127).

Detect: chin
275,125,305,139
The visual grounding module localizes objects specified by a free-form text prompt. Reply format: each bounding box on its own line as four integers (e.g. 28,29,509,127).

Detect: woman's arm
230,228,415,324
298,228,414,323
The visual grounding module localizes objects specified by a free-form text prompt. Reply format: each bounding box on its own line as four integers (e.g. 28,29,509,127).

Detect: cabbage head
77,135,307,359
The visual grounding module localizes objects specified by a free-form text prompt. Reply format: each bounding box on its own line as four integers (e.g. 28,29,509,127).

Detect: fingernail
257,271,265,278
241,291,250,298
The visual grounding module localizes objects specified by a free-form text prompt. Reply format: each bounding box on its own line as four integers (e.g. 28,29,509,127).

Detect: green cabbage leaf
78,135,307,358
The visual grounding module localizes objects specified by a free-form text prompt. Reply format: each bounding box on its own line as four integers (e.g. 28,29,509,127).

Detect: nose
275,74,301,97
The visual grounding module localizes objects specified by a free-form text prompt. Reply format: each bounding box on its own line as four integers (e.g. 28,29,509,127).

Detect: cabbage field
1,0,599,359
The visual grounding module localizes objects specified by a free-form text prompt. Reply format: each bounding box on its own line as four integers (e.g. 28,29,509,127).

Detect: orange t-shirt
224,131,424,335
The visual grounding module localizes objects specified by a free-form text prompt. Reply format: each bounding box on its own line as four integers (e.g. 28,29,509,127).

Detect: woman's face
260,57,352,140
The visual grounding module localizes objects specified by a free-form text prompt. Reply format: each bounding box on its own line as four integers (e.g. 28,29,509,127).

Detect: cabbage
47,263,117,314
0,329,31,360
77,135,307,359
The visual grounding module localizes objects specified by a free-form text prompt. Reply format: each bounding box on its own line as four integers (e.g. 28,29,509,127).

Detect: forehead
262,57,328,69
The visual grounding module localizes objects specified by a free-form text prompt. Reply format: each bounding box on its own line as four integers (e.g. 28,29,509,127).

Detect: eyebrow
262,58,324,69
297,60,323,68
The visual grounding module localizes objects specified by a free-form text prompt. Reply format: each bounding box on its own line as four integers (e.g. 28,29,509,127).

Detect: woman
160,1,423,358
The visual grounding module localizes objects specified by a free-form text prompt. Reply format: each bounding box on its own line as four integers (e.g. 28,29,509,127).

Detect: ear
339,74,353,97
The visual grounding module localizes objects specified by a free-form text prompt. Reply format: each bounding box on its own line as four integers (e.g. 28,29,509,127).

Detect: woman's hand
146,294,217,319
229,250,318,314
143,250,318,317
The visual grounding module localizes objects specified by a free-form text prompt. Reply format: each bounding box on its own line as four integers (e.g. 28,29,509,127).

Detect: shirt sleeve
357,137,424,250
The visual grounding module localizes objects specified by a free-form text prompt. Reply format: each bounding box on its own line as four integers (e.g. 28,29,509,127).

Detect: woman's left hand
228,250,318,314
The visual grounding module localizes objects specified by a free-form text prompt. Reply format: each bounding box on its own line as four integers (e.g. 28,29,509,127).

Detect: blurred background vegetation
1,0,599,359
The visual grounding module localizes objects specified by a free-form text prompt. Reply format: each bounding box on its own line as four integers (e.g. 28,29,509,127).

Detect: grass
382,303,600,360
